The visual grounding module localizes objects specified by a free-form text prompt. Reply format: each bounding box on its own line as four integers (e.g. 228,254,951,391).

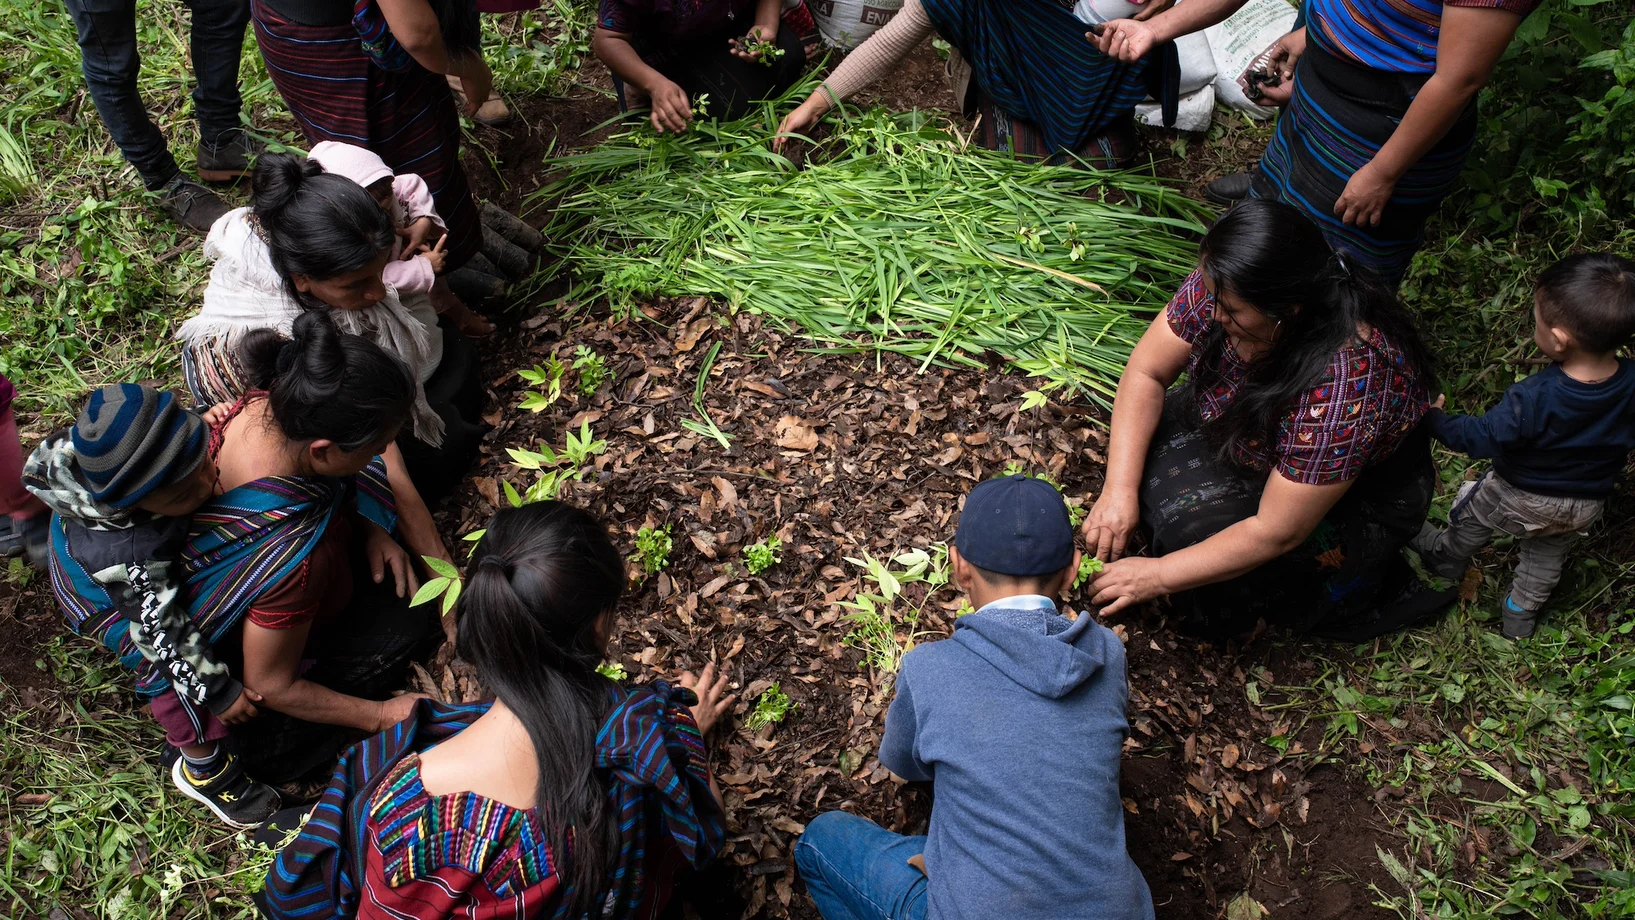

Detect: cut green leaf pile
532,107,1210,406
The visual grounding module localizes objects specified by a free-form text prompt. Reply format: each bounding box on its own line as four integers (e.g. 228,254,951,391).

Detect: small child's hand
200,401,234,427
417,233,449,275
1431,393,1446,410
402,216,438,258
219,687,263,725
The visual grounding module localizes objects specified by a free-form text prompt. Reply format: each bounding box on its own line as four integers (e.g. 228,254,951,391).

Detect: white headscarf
176,207,446,446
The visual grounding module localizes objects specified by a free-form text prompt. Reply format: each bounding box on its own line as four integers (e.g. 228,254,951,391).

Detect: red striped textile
250,0,482,271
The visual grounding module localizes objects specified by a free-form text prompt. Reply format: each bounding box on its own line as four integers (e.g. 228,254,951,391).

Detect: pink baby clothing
307,142,447,296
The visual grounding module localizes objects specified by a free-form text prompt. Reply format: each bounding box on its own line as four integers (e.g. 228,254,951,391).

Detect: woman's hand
401,216,438,257
774,96,828,152
417,233,449,275
363,518,420,598
729,23,779,62
1131,0,1175,20
1082,486,1141,562
1335,160,1397,227
678,661,737,737
647,77,692,133
1431,393,1446,410
218,687,264,725
1257,27,1306,105
1088,556,1170,615
374,692,431,731
1089,18,1160,62
454,54,494,119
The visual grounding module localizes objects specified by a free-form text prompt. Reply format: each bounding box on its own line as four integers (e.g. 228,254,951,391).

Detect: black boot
196,130,264,184
1204,171,1254,206
156,175,232,235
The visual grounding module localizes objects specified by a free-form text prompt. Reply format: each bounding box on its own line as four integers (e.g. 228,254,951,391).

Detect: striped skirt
921,0,1150,161
250,0,482,270
1252,40,1476,287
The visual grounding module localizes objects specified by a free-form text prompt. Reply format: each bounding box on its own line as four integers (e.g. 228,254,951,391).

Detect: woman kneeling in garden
593,0,807,130
1083,199,1442,639
776,0,1160,166
186,311,437,783
260,501,735,919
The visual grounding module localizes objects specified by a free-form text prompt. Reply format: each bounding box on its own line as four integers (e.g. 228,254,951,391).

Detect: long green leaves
530,106,1210,407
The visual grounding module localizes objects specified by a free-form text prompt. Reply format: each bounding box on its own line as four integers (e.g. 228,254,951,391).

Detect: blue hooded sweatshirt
879,598,1153,920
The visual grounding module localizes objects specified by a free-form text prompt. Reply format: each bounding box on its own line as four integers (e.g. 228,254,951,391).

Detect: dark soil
0,33,1412,920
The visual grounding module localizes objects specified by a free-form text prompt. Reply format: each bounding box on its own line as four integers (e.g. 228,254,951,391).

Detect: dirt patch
0,574,66,698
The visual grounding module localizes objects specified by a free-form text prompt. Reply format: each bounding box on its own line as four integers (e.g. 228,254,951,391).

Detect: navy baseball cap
954,474,1075,577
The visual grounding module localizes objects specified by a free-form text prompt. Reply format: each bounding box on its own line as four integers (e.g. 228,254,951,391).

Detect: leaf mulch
426,295,1404,920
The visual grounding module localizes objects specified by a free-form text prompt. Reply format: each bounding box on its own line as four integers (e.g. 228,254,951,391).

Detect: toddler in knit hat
24,384,281,828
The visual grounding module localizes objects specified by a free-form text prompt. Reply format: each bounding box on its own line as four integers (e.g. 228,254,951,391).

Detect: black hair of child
1536,253,1635,354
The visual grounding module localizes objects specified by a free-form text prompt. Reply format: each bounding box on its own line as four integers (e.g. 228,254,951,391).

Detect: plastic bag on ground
1204,0,1296,117
1137,83,1215,132
810,0,904,49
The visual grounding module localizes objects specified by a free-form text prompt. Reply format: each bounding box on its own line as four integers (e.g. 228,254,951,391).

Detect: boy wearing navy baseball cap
796,474,1154,920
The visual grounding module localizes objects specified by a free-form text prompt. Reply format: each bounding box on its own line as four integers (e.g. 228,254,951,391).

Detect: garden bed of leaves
421,296,1405,920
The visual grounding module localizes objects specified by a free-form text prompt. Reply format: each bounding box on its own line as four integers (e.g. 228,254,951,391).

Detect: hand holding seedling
678,661,737,736
1087,556,1167,616
648,78,692,133
417,233,449,275
729,25,781,64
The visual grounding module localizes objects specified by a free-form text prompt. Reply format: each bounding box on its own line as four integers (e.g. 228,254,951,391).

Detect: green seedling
633,524,673,575
461,528,487,558
682,340,732,448
1073,555,1104,590
517,354,567,412
690,92,711,119
743,534,783,575
411,555,464,615
572,344,610,395
746,682,795,730
739,33,784,67
596,661,629,681
505,421,608,503
563,418,608,479
1067,501,1087,527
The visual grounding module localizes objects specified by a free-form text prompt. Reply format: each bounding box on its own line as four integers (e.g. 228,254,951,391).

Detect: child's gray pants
1413,471,1604,612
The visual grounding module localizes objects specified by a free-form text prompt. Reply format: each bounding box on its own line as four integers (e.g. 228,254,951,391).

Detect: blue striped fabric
919,0,1150,155
1307,0,1542,74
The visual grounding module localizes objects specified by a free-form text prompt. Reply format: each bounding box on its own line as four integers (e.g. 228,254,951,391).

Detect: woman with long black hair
1082,200,1442,638
262,501,734,919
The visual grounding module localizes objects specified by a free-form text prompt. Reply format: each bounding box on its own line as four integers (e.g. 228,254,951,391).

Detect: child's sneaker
170,751,281,828
1501,596,1537,640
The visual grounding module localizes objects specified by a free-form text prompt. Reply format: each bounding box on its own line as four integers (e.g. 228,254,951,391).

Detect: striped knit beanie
72,384,205,509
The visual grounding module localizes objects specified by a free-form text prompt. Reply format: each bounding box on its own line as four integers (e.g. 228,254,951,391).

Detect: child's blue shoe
1501,595,1537,640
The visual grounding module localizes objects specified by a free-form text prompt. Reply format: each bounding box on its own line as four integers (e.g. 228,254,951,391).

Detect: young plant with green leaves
746,682,795,730
411,556,465,615
743,533,782,575
572,344,610,396
1073,555,1103,590
505,420,609,504
633,524,674,575
595,661,629,681
839,544,952,676
517,354,567,412
681,340,732,448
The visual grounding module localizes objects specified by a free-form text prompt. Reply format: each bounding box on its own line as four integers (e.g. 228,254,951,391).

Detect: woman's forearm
381,442,447,564
817,0,936,105
1142,0,1250,44
377,0,459,74
593,29,672,93
1101,371,1167,498
1152,513,1305,593
753,0,781,35
256,677,386,731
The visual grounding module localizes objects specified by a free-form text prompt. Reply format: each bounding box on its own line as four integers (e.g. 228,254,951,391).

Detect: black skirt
396,322,486,506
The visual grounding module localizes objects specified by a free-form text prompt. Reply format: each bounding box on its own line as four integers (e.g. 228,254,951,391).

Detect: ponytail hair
1190,199,1437,470
250,153,394,302
456,502,626,914
238,310,415,453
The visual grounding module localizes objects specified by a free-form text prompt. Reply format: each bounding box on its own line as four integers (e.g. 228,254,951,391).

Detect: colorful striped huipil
263,685,725,920
1251,0,1542,285
249,0,482,271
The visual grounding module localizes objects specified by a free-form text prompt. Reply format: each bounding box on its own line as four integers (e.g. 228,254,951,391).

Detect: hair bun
251,152,323,218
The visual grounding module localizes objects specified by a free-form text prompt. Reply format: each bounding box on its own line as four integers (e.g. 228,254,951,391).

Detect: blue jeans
64,0,250,188
795,812,929,920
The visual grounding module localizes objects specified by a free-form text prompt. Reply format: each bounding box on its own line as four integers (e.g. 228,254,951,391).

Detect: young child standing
25,384,280,826
796,474,1153,920
1415,253,1635,638
306,141,494,337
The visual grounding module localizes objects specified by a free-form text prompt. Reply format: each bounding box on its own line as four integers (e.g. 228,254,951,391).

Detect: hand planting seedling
743,534,782,575
746,682,795,730
633,524,673,575
1073,555,1104,590
572,344,610,395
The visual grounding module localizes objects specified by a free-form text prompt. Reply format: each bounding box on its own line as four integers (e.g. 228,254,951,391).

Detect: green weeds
632,525,674,576
746,682,795,730
517,355,567,412
840,545,952,676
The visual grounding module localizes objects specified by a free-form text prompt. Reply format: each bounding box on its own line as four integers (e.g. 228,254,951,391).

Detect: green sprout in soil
746,682,795,730
633,524,674,575
1073,555,1104,590
1067,501,1087,527
518,354,567,412
596,661,629,681
744,534,783,575
572,344,610,395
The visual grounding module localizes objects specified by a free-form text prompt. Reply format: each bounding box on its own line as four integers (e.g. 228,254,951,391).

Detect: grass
1,638,275,918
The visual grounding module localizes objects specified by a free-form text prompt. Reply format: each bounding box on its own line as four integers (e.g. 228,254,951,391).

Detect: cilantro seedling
633,525,673,575
746,682,795,730
743,534,782,575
